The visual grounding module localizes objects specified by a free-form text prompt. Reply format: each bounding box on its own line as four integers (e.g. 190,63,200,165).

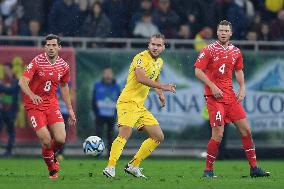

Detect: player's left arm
235,69,245,102
234,51,245,102
59,82,76,126
154,75,166,107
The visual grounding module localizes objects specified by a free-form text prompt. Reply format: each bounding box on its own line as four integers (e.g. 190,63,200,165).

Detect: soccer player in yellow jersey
103,34,176,178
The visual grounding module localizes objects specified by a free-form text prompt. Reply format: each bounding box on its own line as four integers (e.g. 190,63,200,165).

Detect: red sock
51,140,63,154
242,134,257,168
205,139,220,170
42,146,55,170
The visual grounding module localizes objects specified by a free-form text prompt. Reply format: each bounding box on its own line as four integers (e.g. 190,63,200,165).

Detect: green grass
0,159,282,189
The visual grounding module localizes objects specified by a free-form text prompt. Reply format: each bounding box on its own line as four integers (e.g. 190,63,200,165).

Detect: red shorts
206,96,246,127
26,107,64,131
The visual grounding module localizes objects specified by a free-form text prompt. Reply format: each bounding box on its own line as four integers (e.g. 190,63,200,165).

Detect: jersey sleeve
234,51,244,70
157,59,164,75
132,55,149,70
194,47,211,71
61,66,70,84
23,59,38,80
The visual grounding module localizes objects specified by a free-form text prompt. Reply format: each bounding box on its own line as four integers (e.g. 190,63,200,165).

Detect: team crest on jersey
58,73,62,80
137,59,142,65
232,57,236,65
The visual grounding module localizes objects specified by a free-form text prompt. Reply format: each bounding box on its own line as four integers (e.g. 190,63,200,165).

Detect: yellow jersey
118,50,164,106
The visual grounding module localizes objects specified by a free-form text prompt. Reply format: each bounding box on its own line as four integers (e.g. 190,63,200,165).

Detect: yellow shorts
117,101,159,130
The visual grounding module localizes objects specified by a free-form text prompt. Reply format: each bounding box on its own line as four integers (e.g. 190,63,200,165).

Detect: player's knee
54,137,65,145
241,128,251,137
153,133,164,142
158,134,164,142
218,133,224,141
212,133,223,142
118,126,132,140
42,138,52,148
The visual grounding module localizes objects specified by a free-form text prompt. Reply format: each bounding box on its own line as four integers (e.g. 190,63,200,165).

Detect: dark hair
150,33,166,42
3,64,12,69
93,1,102,7
217,20,233,31
143,11,152,18
103,65,112,70
44,34,61,45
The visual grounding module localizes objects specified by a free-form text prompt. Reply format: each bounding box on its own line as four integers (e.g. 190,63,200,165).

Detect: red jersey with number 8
194,41,243,103
23,53,70,110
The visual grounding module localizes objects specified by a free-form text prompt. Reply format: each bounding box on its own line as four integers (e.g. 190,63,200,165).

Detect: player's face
217,25,232,44
45,39,61,59
148,37,165,58
4,65,13,79
103,68,113,84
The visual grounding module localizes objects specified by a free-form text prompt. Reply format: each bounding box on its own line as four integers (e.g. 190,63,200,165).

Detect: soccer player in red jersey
18,34,76,179
194,20,270,178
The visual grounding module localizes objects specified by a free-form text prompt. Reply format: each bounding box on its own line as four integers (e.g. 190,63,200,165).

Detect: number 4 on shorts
215,111,222,121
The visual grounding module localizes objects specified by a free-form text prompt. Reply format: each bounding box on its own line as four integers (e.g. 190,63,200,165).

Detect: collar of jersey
44,53,59,65
215,41,232,50
146,50,159,62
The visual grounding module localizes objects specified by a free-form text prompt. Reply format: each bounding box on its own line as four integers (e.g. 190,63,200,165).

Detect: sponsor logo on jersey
39,71,44,76
213,56,219,61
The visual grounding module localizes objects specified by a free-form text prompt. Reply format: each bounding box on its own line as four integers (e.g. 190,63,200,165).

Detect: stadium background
0,0,284,159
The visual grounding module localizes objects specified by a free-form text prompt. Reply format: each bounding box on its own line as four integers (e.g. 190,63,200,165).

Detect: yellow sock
130,138,160,167
107,136,127,167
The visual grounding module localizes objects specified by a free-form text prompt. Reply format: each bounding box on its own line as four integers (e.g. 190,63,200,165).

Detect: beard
47,52,56,59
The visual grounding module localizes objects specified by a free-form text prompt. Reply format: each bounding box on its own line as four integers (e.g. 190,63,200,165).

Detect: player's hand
158,93,166,108
161,83,176,93
68,109,76,127
29,94,43,105
236,87,246,102
210,84,223,99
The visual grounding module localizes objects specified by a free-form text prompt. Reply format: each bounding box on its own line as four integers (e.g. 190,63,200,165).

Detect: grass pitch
0,158,282,189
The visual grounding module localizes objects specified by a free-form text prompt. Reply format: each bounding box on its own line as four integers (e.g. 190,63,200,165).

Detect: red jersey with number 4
194,41,243,103
23,53,70,110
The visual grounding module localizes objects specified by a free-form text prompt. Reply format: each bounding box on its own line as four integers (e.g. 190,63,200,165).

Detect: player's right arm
135,67,176,93
18,60,43,105
18,76,43,105
154,75,166,107
194,48,223,98
133,55,175,93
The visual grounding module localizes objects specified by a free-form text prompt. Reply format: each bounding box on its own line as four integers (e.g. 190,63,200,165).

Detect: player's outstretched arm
235,69,246,102
18,76,43,105
195,68,223,98
59,83,76,126
135,67,176,93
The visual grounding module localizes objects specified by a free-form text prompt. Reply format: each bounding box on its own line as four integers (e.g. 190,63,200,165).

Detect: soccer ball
83,136,105,156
